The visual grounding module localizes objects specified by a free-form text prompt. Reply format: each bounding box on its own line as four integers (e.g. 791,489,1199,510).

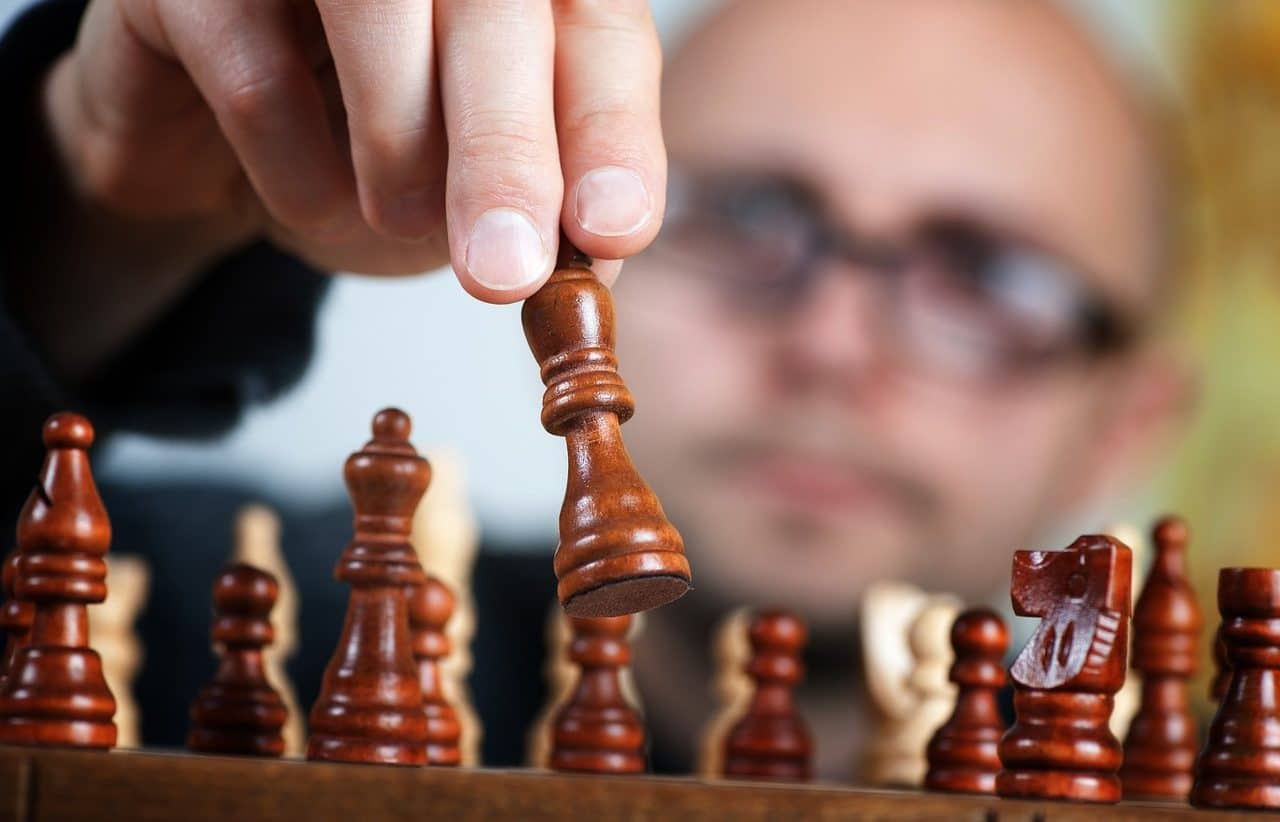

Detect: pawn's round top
750,610,806,651
366,408,416,455
952,607,1008,657
214,563,278,618
1153,515,1188,552
408,576,454,628
568,614,631,638
1218,567,1280,615
43,412,94,450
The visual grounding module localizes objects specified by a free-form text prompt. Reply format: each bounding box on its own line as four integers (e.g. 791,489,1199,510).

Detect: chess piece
549,615,646,774
1190,567,1280,810
996,535,1132,803
307,408,429,765
1120,516,1201,800
527,604,576,768
1210,624,1232,702
697,608,753,777
231,504,305,757
90,555,149,748
0,551,34,691
407,576,461,766
410,453,483,765
0,413,117,748
187,563,286,756
522,243,691,617
1104,522,1148,740
723,609,811,781
925,608,1009,794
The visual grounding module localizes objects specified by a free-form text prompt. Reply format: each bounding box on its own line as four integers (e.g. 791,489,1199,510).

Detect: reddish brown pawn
1120,516,1201,800
550,615,646,774
925,608,1009,794
522,243,691,617
0,413,117,748
0,551,34,691
996,535,1132,804
187,563,287,757
722,609,812,781
1191,567,1280,810
307,409,429,765
1210,624,1232,702
408,576,461,766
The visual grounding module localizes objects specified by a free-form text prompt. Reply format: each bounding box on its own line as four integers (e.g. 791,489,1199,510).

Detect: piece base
996,770,1120,804
561,575,690,618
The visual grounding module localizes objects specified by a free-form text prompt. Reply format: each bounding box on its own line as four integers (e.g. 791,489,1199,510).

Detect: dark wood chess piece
187,563,287,757
550,615,646,774
996,535,1132,803
1120,516,1201,800
1210,624,1232,702
307,409,429,765
522,242,691,618
1191,567,1280,810
0,551,34,691
723,609,812,781
0,413,117,748
408,576,461,766
925,607,1009,795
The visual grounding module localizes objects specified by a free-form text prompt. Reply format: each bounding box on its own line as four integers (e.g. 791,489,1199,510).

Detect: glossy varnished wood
1191,567,1280,810
186,563,286,757
997,535,1132,804
926,607,1009,795
307,409,429,765
0,744,1254,822
1210,625,1231,702
0,552,33,693
0,413,116,749
521,243,691,617
1120,517,1200,801
407,576,462,766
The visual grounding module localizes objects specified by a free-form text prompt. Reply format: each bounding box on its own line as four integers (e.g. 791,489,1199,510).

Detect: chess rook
1120,516,1200,800
307,409,429,765
550,615,646,774
187,564,287,757
1191,567,1280,810
408,576,462,766
0,551,34,692
0,413,117,749
996,535,1132,804
522,243,691,617
926,608,1009,795
723,610,812,781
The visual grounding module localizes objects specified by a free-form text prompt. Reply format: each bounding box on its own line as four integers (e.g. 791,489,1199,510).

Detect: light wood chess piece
90,554,150,748
697,608,752,777
1105,522,1149,741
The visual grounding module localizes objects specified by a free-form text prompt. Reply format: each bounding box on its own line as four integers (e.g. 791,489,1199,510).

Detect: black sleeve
0,0,331,513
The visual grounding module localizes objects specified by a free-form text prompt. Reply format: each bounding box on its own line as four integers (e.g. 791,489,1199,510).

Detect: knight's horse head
1009,535,1132,692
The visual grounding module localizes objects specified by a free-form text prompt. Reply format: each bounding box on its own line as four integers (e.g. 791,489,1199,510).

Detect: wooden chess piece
408,576,461,766
0,412,117,748
187,563,286,756
996,534,1132,803
522,242,691,617
527,604,576,768
549,615,646,774
232,504,305,757
90,554,149,748
723,609,812,781
0,551,34,692
697,608,753,777
1120,516,1201,800
307,408,429,765
925,607,1009,795
1190,567,1280,810
1210,624,1232,702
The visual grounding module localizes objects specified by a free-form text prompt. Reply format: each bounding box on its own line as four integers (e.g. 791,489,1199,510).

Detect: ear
1063,343,1198,510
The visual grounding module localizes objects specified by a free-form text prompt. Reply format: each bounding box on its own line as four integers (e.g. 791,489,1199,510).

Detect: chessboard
0,744,1252,821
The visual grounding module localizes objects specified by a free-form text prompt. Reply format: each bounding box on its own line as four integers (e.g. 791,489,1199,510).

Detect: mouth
731,451,907,518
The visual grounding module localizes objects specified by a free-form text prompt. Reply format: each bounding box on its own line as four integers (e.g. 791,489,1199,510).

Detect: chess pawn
723,610,812,781
1120,516,1201,800
522,243,691,617
307,409,429,765
1210,624,1232,702
925,608,1009,794
697,608,753,777
408,577,461,766
187,563,286,756
996,535,1132,804
1191,567,1280,810
0,413,117,748
0,551,34,691
550,615,646,774
90,554,149,748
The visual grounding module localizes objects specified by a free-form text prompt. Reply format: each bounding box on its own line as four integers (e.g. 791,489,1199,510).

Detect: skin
616,0,1188,776
6,0,665,382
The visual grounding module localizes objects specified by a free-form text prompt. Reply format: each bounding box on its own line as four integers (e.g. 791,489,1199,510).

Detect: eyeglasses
648,171,1142,383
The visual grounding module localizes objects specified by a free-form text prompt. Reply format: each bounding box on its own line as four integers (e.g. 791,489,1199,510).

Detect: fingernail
465,208,550,290
575,166,652,237
594,258,625,286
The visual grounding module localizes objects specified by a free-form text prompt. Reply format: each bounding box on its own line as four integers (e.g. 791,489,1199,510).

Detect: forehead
662,0,1160,309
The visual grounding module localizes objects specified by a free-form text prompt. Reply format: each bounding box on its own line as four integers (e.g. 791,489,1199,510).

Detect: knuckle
453,113,551,170
219,67,297,128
